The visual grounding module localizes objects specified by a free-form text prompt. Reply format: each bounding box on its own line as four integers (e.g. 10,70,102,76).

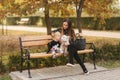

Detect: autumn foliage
0,0,119,33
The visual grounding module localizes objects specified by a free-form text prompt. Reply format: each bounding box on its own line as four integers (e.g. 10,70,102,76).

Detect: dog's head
61,35,69,42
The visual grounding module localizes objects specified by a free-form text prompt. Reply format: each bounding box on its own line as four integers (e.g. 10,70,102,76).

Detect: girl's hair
61,18,75,38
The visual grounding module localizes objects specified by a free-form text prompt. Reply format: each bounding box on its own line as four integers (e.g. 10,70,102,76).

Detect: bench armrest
20,47,30,59
86,42,96,51
24,48,30,57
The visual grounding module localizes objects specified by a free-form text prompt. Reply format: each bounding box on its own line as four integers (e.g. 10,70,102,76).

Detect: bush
7,54,21,72
0,36,19,73
6,17,20,25
6,16,120,31
0,74,12,80
0,60,7,74
0,35,120,74
95,42,120,61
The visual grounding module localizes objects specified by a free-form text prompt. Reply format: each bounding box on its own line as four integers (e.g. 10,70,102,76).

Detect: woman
52,18,89,74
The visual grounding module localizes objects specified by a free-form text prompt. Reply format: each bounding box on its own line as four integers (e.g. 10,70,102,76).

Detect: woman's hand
51,32,55,37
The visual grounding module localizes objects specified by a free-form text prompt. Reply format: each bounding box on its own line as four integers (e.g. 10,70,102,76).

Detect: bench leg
20,57,23,73
27,59,32,78
92,52,96,69
26,49,32,78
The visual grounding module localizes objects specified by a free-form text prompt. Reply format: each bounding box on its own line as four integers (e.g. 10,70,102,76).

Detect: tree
75,0,85,33
10,0,51,34
0,0,9,35
0,0,118,34
47,0,118,32
44,0,51,34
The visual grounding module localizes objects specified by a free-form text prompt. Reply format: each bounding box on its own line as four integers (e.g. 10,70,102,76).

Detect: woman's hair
63,18,72,29
61,18,75,38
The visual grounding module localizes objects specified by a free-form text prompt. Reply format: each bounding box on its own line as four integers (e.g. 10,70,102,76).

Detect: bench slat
22,40,51,47
28,49,94,59
20,35,52,47
21,35,52,42
30,53,63,58
21,18,29,21
77,49,94,54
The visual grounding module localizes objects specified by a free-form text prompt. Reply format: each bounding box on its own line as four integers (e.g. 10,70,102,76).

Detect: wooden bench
19,35,96,78
17,18,30,25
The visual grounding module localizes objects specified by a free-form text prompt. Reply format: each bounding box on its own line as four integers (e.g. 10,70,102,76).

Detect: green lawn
0,74,12,80
97,60,120,69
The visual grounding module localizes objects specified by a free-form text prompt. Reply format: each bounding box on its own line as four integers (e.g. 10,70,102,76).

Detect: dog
60,35,70,56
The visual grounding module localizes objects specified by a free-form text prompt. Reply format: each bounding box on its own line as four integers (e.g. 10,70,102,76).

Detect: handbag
74,33,86,50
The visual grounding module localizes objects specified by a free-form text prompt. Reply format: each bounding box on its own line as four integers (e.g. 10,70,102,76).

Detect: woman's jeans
68,42,88,73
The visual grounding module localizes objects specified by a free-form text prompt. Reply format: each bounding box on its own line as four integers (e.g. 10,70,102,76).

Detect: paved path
9,63,120,80
0,25,120,39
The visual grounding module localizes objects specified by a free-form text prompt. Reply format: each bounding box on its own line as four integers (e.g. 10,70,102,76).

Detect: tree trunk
1,19,4,35
44,0,51,35
76,0,85,33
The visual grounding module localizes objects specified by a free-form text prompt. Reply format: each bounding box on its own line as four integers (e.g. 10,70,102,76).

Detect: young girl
51,18,89,74
47,31,61,53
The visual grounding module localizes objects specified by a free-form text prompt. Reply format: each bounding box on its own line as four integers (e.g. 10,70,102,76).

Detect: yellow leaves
15,0,20,3
0,3,2,9
84,0,115,24
67,4,75,16
15,0,28,4
49,0,75,17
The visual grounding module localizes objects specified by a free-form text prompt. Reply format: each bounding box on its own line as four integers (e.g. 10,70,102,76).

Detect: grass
97,60,120,69
85,36,120,44
0,29,45,36
0,74,12,80
0,29,45,65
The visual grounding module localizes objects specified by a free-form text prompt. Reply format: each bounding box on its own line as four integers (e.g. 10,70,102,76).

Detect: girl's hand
51,32,55,37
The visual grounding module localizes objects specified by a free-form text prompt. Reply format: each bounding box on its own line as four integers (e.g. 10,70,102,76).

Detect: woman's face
63,22,68,30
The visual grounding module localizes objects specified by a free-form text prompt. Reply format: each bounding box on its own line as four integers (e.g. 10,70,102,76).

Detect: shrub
95,42,120,61
7,54,21,72
0,35,120,74
6,16,120,31
0,74,12,80
0,60,7,74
